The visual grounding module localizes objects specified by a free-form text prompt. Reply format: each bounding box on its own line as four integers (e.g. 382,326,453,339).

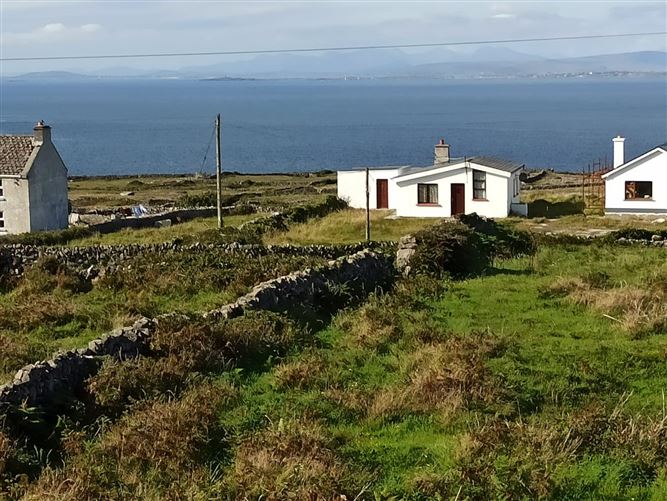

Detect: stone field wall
0,241,395,278
0,249,394,412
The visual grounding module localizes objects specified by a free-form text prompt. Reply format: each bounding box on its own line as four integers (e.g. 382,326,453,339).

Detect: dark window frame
473,169,487,200
625,181,653,200
417,183,439,205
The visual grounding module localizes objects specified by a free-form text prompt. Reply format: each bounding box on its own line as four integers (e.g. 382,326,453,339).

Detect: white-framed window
513,176,519,197
473,170,486,200
0,179,4,198
0,211,5,230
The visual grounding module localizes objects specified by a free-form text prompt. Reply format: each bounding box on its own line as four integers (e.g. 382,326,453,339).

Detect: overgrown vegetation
410,213,536,278
3,214,667,498
0,251,327,381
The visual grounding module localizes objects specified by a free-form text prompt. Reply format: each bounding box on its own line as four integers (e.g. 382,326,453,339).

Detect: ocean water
0,78,665,175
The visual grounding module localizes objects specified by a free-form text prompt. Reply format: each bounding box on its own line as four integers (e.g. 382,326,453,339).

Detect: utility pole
365,167,370,242
215,114,223,228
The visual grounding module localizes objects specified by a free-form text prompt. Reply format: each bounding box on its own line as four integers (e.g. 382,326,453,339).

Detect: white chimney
434,138,450,164
33,120,51,145
613,135,625,168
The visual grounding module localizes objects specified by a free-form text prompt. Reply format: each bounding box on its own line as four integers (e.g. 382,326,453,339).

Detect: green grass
65,214,261,246
6,242,667,499
266,208,435,245
211,243,667,498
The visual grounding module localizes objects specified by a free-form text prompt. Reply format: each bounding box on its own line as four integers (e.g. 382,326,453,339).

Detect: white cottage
602,137,667,215
337,139,525,218
0,121,69,234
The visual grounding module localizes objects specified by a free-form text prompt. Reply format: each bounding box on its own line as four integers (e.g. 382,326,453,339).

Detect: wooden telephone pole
215,114,223,228
365,167,371,242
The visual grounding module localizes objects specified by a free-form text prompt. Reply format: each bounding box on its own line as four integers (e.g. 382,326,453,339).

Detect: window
0,211,4,229
417,183,438,204
473,170,486,200
0,179,3,198
513,176,519,197
625,181,652,200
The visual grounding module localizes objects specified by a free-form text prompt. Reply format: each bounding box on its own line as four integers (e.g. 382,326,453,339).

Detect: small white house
337,139,525,218
0,121,69,234
602,137,667,215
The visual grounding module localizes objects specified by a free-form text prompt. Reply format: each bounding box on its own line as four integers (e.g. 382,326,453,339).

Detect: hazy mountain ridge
8,49,666,80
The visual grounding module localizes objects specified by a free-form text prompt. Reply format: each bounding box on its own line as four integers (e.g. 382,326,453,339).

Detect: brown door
450,183,465,215
376,179,389,209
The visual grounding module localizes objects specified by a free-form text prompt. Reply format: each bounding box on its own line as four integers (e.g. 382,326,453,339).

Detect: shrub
176,191,242,208
410,221,489,278
409,214,536,279
0,226,94,246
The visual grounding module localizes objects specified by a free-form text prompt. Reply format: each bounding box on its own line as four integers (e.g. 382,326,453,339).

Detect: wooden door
376,179,389,209
450,183,465,216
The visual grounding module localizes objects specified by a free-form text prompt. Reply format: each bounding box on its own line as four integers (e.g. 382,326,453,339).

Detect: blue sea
1,78,665,175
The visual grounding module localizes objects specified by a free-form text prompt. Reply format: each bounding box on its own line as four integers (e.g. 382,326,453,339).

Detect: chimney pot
612,135,625,168
33,120,51,144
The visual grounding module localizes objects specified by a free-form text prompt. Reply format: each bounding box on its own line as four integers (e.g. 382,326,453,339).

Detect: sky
1,0,666,75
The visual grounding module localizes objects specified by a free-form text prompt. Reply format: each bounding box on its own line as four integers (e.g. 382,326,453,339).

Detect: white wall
394,166,512,218
28,141,69,232
0,177,31,234
337,169,399,209
604,150,667,214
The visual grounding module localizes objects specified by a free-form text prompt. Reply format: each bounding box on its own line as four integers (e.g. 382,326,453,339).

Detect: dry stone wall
0,249,394,412
0,242,394,279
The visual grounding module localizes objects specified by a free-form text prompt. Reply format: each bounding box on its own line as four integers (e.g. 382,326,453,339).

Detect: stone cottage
0,121,69,234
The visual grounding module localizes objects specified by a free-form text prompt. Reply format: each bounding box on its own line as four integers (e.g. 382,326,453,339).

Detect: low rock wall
0,249,394,411
0,241,395,278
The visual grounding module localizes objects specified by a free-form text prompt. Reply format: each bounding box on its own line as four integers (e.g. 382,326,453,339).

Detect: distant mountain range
8,48,666,80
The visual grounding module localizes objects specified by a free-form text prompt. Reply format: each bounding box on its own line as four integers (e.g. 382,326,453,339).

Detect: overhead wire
2,31,665,62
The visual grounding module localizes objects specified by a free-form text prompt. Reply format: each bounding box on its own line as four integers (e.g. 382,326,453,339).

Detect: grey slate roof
393,155,524,179
0,136,35,176
468,156,525,173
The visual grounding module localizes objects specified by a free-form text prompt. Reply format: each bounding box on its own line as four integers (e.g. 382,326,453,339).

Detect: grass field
68,172,336,210
266,209,435,245
0,251,328,382
7,241,667,499
65,214,262,246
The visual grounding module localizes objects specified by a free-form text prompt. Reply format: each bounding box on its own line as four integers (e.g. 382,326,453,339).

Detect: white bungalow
602,137,667,215
337,139,525,218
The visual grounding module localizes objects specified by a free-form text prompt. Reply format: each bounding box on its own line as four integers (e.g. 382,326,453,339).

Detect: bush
176,192,242,208
0,226,94,246
410,221,489,278
410,214,536,278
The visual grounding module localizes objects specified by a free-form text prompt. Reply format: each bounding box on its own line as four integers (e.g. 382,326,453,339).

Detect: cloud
492,13,516,20
42,23,66,33
81,23,102,33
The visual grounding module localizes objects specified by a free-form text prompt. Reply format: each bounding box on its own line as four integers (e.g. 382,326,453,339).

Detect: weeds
224,419,359,499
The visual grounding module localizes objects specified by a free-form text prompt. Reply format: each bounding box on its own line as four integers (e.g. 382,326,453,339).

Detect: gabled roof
0,136,35,176
601,142,667,179
393,156,524,180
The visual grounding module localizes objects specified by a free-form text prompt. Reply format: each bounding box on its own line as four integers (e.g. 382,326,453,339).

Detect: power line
2,31,665,62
